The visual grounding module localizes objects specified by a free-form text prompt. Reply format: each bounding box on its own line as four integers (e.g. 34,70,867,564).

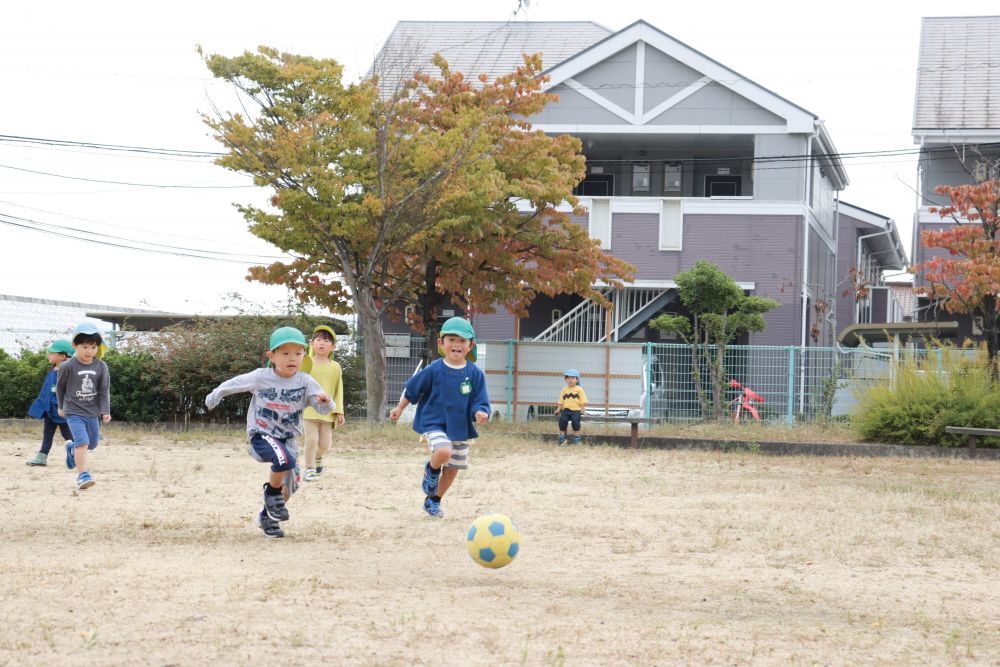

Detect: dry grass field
2,421,998,666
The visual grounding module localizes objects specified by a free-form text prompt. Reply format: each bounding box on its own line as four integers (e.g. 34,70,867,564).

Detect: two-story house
911,15,1000,342
376,19,900,349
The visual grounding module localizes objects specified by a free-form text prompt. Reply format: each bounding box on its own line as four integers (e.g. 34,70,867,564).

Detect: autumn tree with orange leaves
202,47,633,421
914,176,1000,378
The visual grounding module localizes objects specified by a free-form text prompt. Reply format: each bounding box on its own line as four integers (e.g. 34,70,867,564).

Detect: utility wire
0,162,252,189
0,213,290,264
0,134,223,158
0,199,274,250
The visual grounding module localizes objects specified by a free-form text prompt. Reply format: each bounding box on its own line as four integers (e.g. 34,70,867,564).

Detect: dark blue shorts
559,410,582,432
250,433,297,472
66,415,101,450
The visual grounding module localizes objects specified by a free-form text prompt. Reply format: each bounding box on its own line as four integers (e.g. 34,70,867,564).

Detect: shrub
0,349,49,418
854,344,1000,447
104,350,172,423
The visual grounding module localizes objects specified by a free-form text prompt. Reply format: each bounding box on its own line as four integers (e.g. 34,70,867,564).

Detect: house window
576,174,614,196
705,175,741,197
551,309,563,324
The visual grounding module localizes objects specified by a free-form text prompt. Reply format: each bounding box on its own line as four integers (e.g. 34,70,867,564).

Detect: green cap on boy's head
439,317,475,340
47,339,75,355
269,326,307,351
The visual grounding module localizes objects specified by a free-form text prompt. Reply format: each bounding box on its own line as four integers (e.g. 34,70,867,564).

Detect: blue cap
564,369,580,378
72,322,100,337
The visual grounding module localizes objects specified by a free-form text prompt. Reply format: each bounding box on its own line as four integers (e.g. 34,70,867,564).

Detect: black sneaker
255,508,285,538
262,484,290,522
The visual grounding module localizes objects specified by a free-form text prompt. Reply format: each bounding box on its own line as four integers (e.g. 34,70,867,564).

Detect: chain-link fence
383,337,912,424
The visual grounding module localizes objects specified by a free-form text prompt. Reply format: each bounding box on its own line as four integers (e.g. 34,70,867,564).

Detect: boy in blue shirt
205,326,333,538
25,339,75,467
389,317,490,518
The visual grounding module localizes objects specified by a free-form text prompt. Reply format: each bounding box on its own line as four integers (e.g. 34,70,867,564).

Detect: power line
0,199,274,250
0,213,291,264
0,162,252,189
0,134,223,158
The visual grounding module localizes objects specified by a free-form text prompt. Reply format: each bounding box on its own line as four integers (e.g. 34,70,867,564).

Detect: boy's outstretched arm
205,371,258,411
388,397,410,422
304,375,333,415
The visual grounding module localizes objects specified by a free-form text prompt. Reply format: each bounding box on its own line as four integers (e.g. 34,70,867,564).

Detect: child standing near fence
302,324,345,481
204,326,333,538
388,317,490,519
556,368,587,444
25,339,75,467
56,323,111,490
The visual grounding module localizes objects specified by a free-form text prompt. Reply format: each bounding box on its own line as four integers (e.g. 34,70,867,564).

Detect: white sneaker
303,468,319,482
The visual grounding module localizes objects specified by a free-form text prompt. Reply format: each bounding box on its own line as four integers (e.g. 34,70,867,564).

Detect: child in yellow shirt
556,368,587,444
302,325,345,481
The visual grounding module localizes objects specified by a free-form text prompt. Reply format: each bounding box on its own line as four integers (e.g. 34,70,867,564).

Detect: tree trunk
354,286,388,423
710,343,726,422
986,306,1000,382
419,259,444,366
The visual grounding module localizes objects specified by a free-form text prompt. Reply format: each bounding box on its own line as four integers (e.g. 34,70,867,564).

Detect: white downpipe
798,132,816,414
855,228,895,324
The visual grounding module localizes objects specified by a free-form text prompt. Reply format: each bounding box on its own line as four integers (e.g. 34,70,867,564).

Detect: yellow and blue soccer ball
466,513,521,569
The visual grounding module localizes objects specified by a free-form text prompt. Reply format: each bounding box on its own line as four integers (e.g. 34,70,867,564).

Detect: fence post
786,346,796,427
645,341,653,418
506,339,514,423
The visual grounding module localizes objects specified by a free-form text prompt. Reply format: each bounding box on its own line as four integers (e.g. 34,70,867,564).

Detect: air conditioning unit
632,162,650,192
664,163,681,192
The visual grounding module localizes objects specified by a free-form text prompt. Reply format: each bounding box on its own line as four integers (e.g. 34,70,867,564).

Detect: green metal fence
384,338,903,424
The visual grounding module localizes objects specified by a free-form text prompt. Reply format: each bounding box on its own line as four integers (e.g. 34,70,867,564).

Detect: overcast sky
2,0,997,314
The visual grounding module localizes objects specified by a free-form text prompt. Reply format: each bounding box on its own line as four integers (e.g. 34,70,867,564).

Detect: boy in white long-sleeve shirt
205,326,332,538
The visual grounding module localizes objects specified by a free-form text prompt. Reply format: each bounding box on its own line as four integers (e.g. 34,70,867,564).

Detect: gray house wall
641,47,707,110
920,146,1000,207
647,83,785,126
754,134,806,201
572,44,637,111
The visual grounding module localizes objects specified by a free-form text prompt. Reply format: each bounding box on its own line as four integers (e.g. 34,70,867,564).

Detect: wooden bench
944,426,1000,452
537,414,660,448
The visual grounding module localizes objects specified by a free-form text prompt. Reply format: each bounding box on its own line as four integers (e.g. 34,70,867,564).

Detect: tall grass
854,343,1000,447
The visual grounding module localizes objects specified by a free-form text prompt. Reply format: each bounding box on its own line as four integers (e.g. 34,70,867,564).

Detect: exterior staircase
533,286,675,342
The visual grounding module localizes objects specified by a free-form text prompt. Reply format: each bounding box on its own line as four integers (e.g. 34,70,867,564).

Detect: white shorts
422,430,470,470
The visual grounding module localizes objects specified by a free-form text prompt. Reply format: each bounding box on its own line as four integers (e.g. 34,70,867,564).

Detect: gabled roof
913,16,1000,139
838,201,907,271
371,21,611,93
541,20,818,130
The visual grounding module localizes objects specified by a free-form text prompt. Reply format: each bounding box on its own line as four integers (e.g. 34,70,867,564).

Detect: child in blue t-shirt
25,340,75,467
389,317,490,519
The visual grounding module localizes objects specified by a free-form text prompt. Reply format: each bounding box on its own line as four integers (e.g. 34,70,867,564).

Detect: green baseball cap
440,317,475,340
269,326,307,351
438,317,477,362
47,339,75,355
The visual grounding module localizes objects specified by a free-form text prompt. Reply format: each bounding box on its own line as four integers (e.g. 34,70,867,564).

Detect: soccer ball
466,513,521,569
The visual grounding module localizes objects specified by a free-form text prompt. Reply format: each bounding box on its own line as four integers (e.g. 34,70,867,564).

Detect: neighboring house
835,202,907,333
376,20,895,349
0,294,160,354
911,15,1000,341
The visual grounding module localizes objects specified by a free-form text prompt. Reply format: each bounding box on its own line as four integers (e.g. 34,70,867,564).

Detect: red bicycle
728,379,764,423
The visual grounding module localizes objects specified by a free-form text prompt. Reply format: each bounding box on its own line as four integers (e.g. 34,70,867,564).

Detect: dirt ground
2,422,998,666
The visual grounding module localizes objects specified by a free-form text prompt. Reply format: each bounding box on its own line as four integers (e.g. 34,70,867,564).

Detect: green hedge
854,347,1000,448
0,319,367,424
